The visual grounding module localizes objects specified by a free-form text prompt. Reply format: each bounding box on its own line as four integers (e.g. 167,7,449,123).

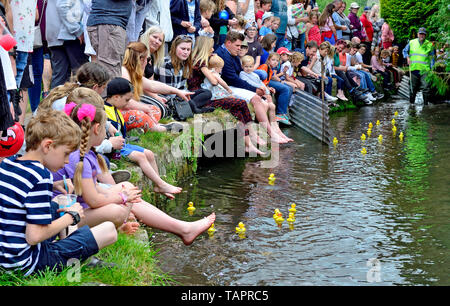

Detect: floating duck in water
361,147,367,155
268,173,276,185
399,132,404,141
273,209,281,220
368,122,373,129
376,120,380,127
367,129,372,137
394,111,398,117
288,203,297,215
391,118,396,126
392,125,397,134
333,137,338,146
235,222,246,234
275,213,284,227
187,202,196,215
361,133,366,141
207,223,216,237
378,134,383,143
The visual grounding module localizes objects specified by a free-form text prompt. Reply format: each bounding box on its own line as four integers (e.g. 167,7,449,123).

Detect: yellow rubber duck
275,212,284,227
376,120,380,127
273,208,281,220
288,203,297,215
394,111,398,117
287,212,296,224
392,125,397,134
399,131,404,141
207,223,216,236
361,147,367,155
378,134,383,143
391,118,396,126
333,137,338,146
268,173,276,185
367,129,372,137
361,133,366,141
187,202,196,215
368,122,373,129
235,222,246,234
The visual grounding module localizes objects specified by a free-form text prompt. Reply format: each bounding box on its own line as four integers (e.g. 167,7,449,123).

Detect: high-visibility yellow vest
409,38,433,72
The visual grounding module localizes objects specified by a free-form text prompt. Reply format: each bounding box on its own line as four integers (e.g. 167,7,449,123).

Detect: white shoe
325,92,338,102
366,92,376,101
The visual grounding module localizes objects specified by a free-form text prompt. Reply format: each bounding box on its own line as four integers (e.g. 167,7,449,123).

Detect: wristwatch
65,211,81,226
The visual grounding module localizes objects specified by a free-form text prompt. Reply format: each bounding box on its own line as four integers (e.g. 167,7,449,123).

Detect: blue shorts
34,225,99,273
120,143,145,157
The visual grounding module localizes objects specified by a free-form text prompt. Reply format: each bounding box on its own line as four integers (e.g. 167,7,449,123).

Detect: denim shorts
33,225,99,273
120,143,145,157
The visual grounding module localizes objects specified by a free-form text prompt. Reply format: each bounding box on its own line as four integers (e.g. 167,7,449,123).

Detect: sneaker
365,92,376,101
276,115,291,126
363,99,373,105
111,170,131,183
160,122,184,132
373,92,384,100
86,256,117,269
324,92,338,102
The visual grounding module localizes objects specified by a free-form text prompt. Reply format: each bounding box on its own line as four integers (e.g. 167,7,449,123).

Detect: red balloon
0,123,24,157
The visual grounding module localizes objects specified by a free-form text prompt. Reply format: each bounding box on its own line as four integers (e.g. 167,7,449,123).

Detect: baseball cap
418,27,427,35
241,40,249,48
262,12,274,23
106,77,134,97
277,47,292,56
364,6,371,11
245,21,257,31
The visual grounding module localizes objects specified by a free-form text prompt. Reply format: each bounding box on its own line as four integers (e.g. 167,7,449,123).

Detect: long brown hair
169,35,194,79
123,42,148,100
318,3,335,27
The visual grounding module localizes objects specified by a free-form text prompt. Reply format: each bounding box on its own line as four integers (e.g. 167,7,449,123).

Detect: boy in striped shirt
0,110,117,276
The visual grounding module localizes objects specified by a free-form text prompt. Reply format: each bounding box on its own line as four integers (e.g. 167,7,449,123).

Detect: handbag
140,94,171,118
33,0,47,49
167,96,194,121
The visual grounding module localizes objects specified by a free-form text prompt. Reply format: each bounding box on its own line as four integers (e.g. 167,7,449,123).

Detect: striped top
0,156,53,275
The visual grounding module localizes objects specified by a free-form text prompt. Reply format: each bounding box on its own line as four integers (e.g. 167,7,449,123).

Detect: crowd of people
0,0,437,277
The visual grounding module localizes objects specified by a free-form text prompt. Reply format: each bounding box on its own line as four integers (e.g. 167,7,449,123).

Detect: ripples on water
151,100,450,286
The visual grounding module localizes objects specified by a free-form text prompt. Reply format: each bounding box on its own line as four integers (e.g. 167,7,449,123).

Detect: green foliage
380,0,439,44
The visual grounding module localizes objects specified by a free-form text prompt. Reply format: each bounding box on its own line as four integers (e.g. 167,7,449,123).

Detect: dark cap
106,77,133,97
418,27,427,35
364,6,371,11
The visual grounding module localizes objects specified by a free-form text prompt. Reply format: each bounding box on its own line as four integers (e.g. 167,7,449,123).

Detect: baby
239,55,274,103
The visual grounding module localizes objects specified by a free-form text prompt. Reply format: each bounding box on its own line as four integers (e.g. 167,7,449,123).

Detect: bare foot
251,134,267,146
154,183,182,198
245,144,266,156
270,134,288,144
119,222,140,235
180,213,216,245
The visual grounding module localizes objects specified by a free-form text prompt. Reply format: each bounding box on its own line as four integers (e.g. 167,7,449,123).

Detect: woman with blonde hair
140,25,166,78
121,41,194,131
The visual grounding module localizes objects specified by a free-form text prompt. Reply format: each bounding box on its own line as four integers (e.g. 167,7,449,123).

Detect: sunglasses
176,35,194,42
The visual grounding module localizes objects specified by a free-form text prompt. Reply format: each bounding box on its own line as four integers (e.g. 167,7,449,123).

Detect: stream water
150,99,449,286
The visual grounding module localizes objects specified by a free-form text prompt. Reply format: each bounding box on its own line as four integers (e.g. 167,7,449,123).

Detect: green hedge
380,0,439,44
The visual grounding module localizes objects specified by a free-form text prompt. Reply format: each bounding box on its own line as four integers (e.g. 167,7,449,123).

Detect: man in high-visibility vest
402,27,435,105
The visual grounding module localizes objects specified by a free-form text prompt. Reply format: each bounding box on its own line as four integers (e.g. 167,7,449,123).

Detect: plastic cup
55,194,78,217
0,21,16,51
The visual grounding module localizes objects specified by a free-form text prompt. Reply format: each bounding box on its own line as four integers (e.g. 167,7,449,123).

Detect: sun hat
277,47,292,56
245,21,257,31
262,12,274,23
106,77,134,97
350,2,360,9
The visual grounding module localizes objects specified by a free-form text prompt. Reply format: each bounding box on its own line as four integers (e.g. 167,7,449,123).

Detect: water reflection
151,101,450,286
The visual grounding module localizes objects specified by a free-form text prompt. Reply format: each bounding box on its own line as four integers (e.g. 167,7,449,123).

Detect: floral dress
11,0,38,52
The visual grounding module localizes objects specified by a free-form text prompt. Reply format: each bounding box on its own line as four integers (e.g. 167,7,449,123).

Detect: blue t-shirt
261,49,269,65
259,26,273,37
87,0,133,29
271,0,288,34
0,157,53,275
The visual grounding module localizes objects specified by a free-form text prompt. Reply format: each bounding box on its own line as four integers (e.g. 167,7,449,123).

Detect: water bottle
111,132,122,160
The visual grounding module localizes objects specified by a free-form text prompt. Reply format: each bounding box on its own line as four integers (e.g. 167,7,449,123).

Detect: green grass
0,234,174,286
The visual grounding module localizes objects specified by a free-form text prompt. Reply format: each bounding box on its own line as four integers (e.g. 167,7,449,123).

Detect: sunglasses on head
177,35,194,42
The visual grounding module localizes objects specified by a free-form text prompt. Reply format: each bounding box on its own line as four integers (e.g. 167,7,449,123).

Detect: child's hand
62,202,85,220
53,179,74,195
188,26,196,33
269,87,276,94
256,87,266,96
201,17,210,28
123,185,142,203
109,135,125,150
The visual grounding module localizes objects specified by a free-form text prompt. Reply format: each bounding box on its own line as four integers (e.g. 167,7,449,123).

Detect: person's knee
109,205,129,227
144,149,155,161
100,221,118,245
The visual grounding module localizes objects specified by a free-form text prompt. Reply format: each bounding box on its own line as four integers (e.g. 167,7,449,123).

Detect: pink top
319,17,334,32
381,23,394,43
371,55,385,72
308,25,321,45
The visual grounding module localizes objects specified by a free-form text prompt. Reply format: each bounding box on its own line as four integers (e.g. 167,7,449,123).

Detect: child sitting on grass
0,110,118,276
104,77,182,200
54,84,216,244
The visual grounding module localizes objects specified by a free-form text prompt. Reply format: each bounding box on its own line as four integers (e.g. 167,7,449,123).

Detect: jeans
356,70,375,92
28,47,44,112
268,80,292,115
15,51,29,88
275,33,288,51
332,74,344,90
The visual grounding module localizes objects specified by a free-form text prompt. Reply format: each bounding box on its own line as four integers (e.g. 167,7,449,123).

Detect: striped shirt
153,56,187,94
0,157,53,275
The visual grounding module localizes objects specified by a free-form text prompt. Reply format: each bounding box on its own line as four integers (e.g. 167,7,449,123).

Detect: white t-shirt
281,61,293,77
238,0,255,23
0,47,16,90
